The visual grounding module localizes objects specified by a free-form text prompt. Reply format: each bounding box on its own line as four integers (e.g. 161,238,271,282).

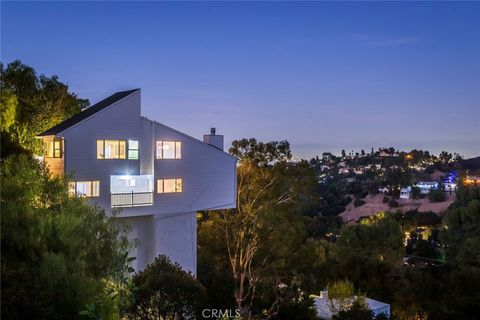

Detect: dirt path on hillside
340,193,455,223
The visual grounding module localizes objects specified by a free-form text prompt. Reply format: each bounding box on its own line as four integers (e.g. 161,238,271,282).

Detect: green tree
411,186,421,199
333,300,375,320
1,60,88,154
126,255,206,320
337,214,403,263
1,154,130,319
198,139,320,319
0,88,17,132
442,200,480,267
327,279,357,314
429,189,445,202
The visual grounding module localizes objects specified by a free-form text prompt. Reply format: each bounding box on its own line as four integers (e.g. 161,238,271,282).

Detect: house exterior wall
62,91,142,209
43,90,237,274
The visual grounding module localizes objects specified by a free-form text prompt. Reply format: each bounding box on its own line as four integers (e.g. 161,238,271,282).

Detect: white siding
55,90,237,273
62,91,142,209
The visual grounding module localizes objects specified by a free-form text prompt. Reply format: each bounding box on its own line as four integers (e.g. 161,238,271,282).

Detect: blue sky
2,1,479,158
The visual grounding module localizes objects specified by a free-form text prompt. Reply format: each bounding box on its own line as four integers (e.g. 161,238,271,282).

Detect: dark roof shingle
38,89,139,136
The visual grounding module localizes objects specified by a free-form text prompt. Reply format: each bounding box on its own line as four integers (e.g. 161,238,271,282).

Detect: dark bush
415,211,442,226
127,255,206,320
356,190,369,199
342,196,353,206
382,196,390,203
429,189,446,202
354,199,366,207
411,186,421,199
388,199,399,208
416,239,438,259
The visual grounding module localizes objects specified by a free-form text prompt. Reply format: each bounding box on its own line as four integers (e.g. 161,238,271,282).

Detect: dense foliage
1,60,89,155
126,255,206,320
2,61,479,319
1,155,131,319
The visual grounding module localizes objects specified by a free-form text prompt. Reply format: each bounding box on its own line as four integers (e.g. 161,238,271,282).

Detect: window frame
128,140,139,160
68,180,100,197
156,141,182,159
96,139,127,159
44,138,63,158
156,178,183,194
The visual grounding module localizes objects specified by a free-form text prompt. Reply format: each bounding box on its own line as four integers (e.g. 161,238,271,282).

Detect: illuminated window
68,181,100,197
44,139,63,158
156,141,181,159
128,140,139,160
97,140,126,159
157,178,182,193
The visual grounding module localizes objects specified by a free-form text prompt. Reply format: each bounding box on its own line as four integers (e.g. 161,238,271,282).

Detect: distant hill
461,156,480,170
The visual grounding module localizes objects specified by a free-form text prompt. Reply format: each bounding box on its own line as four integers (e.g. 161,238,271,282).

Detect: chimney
203,127,224,150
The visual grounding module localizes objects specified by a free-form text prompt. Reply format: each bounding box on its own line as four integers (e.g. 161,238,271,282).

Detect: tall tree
1,154,130,319
0,60,89,154
199,139,319,319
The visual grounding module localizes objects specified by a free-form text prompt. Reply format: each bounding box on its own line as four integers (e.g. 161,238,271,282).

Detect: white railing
111,192,153,208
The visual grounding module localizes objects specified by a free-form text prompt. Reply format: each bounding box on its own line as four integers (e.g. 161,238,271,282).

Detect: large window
97,140,126,159
157,178,183,193
128,140,139,160
156,141,181,159
44,139,63,158
68,180,100,197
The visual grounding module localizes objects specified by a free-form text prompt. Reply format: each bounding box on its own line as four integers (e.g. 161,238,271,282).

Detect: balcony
110,175,154,208
111,191,153,208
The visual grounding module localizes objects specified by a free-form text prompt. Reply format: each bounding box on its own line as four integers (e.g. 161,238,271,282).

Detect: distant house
321,165,331,171
313,291,390,319
415,182,438,194
400,187,411,199
443,182,457,192
464,175,480,185
378,187,389,194
354,168,364,175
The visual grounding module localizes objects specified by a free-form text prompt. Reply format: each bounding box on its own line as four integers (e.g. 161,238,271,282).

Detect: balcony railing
111,192,153,208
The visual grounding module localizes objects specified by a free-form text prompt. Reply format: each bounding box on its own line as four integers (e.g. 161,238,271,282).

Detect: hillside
340,193,455,223
461,156,480,170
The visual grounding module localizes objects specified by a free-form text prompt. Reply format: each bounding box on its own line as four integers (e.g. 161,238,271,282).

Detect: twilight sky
2,1,479,158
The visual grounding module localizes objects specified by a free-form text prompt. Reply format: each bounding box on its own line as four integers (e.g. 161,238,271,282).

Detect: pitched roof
37,89,140,136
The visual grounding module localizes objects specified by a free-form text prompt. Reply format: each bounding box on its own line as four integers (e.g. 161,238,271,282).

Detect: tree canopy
1,154,130,319
1,60,88,155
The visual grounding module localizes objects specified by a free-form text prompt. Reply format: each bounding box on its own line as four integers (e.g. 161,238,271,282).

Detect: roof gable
37,89,139,137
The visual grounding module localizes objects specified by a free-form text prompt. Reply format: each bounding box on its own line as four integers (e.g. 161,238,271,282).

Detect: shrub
415,211,442,226
388,199,399,208
411,186,421,199
127,255,206,320
429,189,446,202
356,190,368,199
416,239,438,259
1,155,130,320
342,196,353,205
382,196,390,203
354,199,366,207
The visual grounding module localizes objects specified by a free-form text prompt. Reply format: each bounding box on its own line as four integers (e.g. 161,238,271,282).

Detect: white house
313,291,390,319
37,89,237,274
378,186,389,194
400,187,411,199
415,182,438,195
